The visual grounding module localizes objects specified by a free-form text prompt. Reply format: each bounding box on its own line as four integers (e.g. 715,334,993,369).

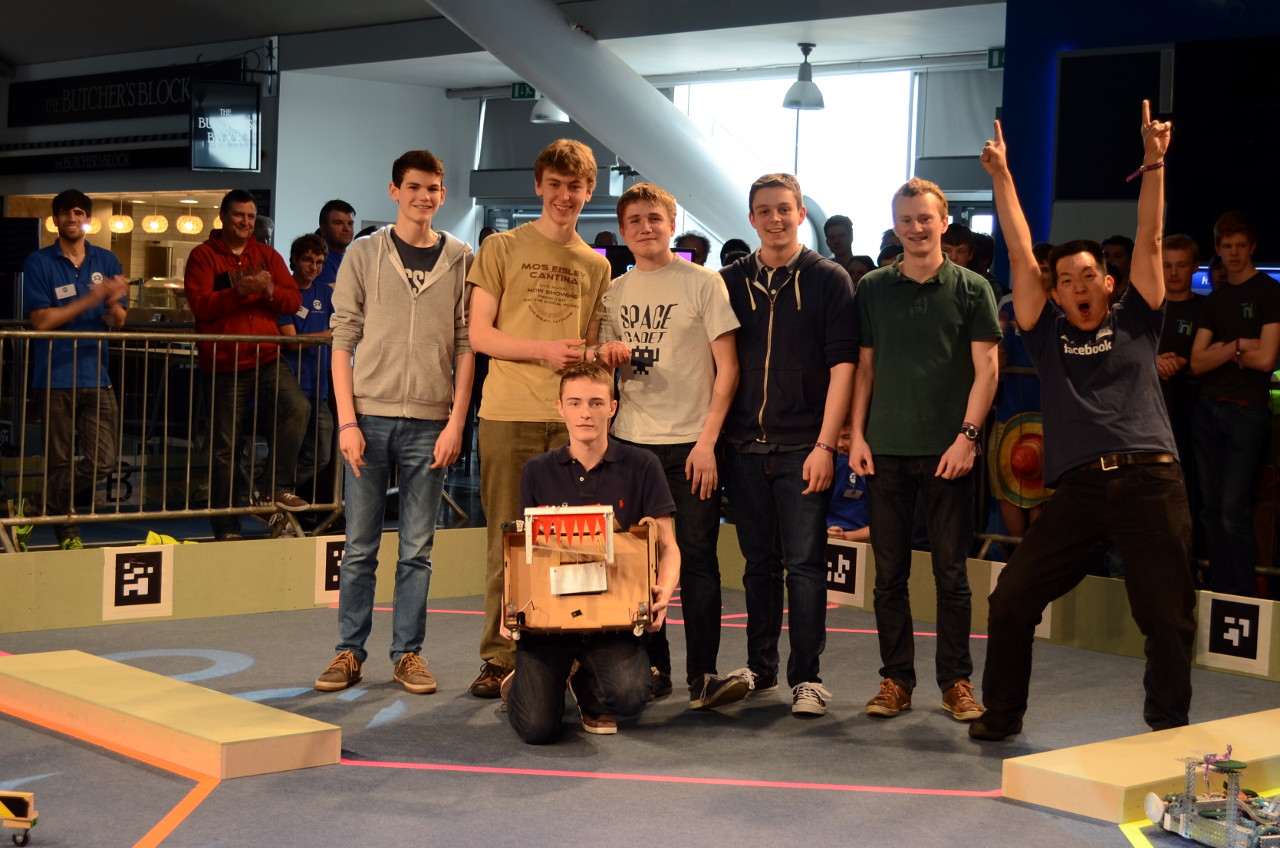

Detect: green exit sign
511,82,537,100
987,48,1005,70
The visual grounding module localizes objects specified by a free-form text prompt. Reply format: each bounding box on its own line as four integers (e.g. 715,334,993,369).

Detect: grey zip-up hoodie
330,225,472,420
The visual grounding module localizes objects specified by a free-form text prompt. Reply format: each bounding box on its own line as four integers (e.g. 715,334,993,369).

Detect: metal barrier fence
0,329,342,551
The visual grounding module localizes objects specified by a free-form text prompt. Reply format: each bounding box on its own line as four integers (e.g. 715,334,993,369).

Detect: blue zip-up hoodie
719,246,859,446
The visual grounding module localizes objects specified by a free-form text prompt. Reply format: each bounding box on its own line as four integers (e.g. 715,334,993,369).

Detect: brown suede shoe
315,650,362,692
865,677,911,717
941,680,984,721
393,652,437,694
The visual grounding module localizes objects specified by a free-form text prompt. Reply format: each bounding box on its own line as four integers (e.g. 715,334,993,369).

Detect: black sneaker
649,667,673,700
689,673,751,710
728,667,778,698
969,714,1023,741
469,661,511,698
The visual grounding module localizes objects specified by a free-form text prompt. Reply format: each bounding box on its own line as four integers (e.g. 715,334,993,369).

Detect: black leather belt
1080,452,1176,472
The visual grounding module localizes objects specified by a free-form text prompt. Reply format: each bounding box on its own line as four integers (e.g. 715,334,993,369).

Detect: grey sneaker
689,673,751,710
792,682,833,716
393,653,437,694
316,650,362,692
728,667,778,698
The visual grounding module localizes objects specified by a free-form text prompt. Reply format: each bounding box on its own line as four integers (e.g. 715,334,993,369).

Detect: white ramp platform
1003,708,1280,823
0,650,340,779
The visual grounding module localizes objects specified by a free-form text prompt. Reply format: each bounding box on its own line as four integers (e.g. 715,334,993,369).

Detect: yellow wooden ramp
0,650,340,779
1003,708,1280,823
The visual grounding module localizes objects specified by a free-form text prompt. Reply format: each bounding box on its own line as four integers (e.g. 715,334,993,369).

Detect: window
674,71,913,258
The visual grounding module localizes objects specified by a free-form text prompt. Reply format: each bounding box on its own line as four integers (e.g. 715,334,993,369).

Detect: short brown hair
1162,233,1199,264
748,173,803,212
893,178,949,220
392,150,445,187
290,233,329,264
535,139,597,191
558,362,615,400
616,182,676,226
1214,211,1256,248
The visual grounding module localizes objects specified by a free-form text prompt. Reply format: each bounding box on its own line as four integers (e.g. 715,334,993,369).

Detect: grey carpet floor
3,590,1278,847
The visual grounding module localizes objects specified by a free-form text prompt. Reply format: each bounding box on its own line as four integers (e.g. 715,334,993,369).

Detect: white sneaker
792,682,832,716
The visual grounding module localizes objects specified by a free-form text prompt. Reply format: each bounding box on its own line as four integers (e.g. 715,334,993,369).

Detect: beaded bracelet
339,422,361,433
1125,160,1164,182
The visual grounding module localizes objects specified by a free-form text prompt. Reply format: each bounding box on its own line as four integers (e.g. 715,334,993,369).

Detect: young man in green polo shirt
849,178,1001,724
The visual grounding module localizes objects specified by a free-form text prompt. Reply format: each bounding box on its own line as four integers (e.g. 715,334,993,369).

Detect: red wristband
815,442,837,455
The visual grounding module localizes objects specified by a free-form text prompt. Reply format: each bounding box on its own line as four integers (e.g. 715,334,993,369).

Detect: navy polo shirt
520,440,675,528
22,242,122,389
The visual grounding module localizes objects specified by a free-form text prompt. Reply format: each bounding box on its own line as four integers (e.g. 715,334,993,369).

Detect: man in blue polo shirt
19,189,128,550
505,362,680,744
277,233,335,520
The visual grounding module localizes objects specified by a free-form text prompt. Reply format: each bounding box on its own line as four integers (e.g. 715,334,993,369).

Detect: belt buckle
1099,455,1119,471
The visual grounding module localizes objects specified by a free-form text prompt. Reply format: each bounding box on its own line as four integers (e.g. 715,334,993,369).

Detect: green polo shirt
857,256,1001,455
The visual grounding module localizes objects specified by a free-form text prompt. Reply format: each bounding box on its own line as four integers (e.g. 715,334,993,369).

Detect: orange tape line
0,699,219,847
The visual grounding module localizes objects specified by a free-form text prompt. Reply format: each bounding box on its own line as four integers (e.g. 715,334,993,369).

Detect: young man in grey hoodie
314,150,475,695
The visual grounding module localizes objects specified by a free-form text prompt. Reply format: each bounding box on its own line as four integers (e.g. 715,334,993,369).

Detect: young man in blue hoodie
719,173,858,717
314,150,474,696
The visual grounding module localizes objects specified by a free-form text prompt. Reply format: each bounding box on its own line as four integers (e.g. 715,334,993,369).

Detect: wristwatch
960,422,980,442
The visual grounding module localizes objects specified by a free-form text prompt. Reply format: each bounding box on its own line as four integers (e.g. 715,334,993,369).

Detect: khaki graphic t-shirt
468,222,610,421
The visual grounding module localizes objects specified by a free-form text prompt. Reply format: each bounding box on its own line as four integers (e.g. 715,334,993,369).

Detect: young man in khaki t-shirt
465,139,612,697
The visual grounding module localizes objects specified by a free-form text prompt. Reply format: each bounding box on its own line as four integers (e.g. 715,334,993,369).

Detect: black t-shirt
520,440,676,528
390,228,445,292
1159,295,1201,361
1197,271,1280,403
1024,285,1177,485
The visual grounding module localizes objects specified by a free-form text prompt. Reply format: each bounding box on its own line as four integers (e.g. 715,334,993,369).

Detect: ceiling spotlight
530,95,571,124
783,43,824,110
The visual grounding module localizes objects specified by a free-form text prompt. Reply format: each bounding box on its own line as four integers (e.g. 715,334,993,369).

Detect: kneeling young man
506,363,680,744
973,102,1195,741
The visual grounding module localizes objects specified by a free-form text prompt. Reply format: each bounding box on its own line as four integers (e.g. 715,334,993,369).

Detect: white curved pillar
431,0,755,243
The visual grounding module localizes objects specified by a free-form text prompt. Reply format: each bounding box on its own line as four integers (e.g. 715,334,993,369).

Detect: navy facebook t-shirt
1023,285,1177,485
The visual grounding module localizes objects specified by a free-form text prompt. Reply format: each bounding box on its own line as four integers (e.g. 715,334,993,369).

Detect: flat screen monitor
1191,266,1280,296
190,81,260,172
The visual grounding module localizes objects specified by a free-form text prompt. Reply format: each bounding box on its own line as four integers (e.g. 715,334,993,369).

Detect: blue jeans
208,361,310,536
617,439,725,685
1193,396,1268,597
866,455,975,692
337,415,446,664
983,462,1194,730
724,448,829,686
508,632,651,745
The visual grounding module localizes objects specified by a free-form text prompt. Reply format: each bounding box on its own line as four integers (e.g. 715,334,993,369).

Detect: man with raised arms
972,103,1195,741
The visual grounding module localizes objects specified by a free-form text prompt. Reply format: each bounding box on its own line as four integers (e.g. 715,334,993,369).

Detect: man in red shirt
184,190,311,540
